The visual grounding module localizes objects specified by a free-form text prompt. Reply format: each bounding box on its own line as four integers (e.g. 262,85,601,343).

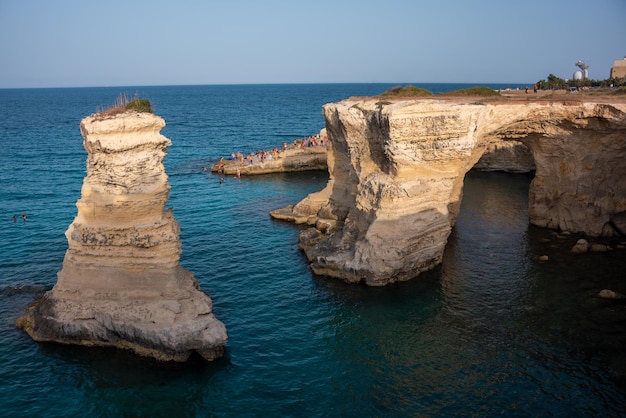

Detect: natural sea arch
274,98,626,286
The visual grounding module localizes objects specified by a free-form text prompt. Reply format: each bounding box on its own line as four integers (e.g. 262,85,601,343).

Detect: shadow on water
309,270,449,416
2,288,231,418
312,266,443,311
34,341,231,417
0,284,49,296
522,225,626,387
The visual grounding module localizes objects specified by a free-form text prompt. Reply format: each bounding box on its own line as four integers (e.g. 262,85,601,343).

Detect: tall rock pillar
17,111,227,362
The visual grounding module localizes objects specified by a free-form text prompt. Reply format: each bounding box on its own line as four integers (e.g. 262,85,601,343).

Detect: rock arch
274,98,626,286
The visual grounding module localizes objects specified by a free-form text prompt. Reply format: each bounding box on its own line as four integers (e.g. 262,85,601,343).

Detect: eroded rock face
286,99,626,285
17,111,227,361
473,140,535,173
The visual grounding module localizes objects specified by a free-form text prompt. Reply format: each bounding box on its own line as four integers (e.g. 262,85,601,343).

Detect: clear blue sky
1,0,624,88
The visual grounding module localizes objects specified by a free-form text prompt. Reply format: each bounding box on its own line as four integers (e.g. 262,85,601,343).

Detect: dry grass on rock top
348,86,626,105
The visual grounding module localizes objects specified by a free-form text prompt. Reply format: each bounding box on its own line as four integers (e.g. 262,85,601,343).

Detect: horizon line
0,81,533,90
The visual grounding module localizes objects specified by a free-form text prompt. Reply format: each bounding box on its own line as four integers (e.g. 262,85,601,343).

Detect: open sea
1,84,625,417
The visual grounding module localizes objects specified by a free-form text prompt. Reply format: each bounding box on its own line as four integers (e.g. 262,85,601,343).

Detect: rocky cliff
275,97,626,286
17,111,227,361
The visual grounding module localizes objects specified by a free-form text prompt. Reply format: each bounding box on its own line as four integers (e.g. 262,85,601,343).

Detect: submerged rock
597,289,626,300
16,111,227,362
571,239,591,254
590,243,612,252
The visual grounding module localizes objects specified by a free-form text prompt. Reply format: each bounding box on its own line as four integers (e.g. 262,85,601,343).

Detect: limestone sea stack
17,111,227,361
273,97,626,286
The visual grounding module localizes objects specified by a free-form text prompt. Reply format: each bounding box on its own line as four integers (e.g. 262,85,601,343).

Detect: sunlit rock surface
17,111,227,361
275,97,626,285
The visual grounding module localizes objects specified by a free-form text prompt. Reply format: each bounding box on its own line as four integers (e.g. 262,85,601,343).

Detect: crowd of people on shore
211,133,329,174
295,133,329,149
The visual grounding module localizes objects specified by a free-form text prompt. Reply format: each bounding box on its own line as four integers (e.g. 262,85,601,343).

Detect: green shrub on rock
125,99,153,113
439,87,500,97
380,85,434,97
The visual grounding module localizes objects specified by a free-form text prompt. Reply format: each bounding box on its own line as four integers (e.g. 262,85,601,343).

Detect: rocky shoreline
211,146,327,176
210,131,328,176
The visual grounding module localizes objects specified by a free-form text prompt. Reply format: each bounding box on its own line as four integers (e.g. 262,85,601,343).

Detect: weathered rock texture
473,140,535,173
17,111,227,361
275,98,626,286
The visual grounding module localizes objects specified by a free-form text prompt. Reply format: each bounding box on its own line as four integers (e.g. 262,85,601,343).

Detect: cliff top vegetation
439,87,500,97
380,85,434,97
536,73,626,90
95,93,153,118
379,85,500,98
375,83,626,103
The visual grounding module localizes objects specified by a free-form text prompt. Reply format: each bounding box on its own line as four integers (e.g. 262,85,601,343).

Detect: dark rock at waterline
1,284,48,295
571,238,590,254
610,211,626,236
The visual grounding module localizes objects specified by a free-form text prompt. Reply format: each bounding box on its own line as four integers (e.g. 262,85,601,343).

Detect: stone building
610,57,626,79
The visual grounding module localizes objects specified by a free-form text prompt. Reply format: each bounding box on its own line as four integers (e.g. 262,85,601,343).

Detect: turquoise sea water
1,84,625,417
